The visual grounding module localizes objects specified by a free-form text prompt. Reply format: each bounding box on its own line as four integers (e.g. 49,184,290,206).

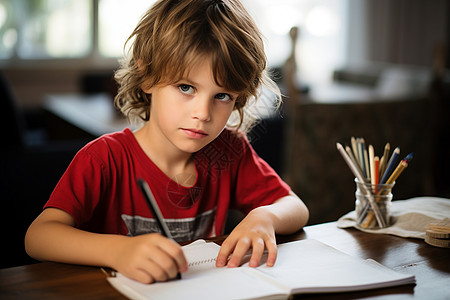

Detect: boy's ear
141,82,152,94
137,58,145,70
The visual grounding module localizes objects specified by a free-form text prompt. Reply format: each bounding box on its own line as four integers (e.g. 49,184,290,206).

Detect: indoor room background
1,0,449,268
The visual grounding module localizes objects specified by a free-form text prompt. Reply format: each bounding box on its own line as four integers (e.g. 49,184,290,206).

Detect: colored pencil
380,147,400,184
351,137,359,164
337,143,386,227
337,138,413,229
345,145,367,183
379,142,390,177
364,146,370,180
369,145,375,186
374,156,380,193
385,153,414,185
357,139,366,177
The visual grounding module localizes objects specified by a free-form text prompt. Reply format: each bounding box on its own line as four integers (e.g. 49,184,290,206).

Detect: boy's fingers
147,260,170,282
127,259,159,284
165,241,189,272
216,234,278,268
152,255,180,279
133,269,155,284
152,235,188,273
227,237,251,268
265,239,278,267
216,238,236,267
248,238,265,267
141,247,176,281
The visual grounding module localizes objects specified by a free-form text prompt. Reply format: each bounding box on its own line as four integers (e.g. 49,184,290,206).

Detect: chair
0,72,87,268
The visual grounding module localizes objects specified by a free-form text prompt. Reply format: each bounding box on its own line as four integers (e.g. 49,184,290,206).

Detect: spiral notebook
107,239,415,300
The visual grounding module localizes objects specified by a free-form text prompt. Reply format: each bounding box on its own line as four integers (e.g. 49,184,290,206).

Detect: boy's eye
179,84,195,95
215,93,233,103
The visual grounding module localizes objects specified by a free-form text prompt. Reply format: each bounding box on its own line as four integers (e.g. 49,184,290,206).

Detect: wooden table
1,222,449,299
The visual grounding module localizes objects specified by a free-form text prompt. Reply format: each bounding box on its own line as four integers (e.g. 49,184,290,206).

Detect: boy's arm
216,191,309,268
25,208,188,283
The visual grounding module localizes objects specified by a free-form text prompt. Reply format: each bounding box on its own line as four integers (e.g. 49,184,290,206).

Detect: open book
107,239,415,300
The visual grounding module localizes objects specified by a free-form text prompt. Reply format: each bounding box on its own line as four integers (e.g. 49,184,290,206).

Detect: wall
346,0,448,67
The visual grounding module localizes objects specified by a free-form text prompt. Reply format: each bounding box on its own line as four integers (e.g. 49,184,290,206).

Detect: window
1,0,347,84
245,0,347,83
98,0,155,57
0,0,17,59
1,0,91,59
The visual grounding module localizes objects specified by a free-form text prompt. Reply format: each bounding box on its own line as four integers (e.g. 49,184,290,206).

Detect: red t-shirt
45,128,290,242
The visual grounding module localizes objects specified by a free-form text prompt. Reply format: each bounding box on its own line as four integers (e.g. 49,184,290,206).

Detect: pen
137,178,182,280
336,143,386,227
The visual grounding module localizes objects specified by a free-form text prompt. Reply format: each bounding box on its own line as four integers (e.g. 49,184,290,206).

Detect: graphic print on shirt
121,208,216,242
194,132,244,183
165,173,202,209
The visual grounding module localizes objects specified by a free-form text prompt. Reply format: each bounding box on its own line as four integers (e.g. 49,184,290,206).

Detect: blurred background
1,0,449,268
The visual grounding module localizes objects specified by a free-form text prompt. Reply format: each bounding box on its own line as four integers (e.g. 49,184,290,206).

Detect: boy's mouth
181,128,208,139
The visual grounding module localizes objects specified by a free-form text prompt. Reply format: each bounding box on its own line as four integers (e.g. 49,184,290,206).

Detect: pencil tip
404,152,414,162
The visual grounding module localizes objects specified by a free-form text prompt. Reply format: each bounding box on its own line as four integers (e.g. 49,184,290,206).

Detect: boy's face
142,58,239,155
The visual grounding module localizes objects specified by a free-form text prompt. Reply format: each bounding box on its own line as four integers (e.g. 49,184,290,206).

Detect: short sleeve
231,134,291,214
44,147,106,227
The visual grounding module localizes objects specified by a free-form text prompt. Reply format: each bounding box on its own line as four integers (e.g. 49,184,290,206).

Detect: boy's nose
191,96,211,121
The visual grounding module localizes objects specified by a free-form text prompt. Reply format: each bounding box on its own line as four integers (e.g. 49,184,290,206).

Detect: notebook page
182,240,220,274
108,267,288,300
106,239,415,299
107,239,289,300
254,239,415,294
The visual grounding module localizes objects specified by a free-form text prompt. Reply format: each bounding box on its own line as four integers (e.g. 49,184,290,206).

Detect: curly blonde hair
114,0,280,131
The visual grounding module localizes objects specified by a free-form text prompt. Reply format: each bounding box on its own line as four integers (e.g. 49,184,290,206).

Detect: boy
25,0,309,284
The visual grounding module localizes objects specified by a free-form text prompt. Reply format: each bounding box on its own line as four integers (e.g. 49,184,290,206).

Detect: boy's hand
215,207,277,268
111,233,188,284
